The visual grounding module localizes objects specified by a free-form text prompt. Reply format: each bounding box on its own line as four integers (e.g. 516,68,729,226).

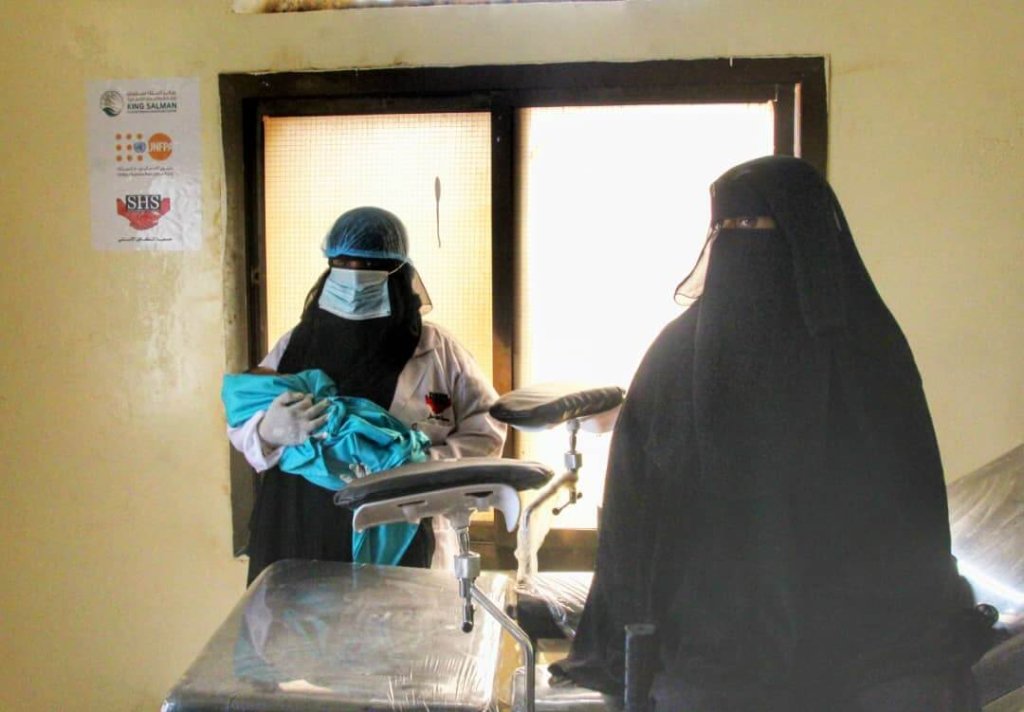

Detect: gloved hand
257,391,330,448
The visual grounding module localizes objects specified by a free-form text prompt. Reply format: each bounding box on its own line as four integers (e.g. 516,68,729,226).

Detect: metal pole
471,584,535,712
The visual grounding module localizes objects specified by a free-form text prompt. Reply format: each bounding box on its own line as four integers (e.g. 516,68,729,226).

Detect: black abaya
553,156,979,710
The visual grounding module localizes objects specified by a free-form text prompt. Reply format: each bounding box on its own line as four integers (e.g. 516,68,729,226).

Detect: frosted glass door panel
263,113,494,379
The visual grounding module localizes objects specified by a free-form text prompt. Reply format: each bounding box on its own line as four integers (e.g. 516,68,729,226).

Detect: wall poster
86,77,202,251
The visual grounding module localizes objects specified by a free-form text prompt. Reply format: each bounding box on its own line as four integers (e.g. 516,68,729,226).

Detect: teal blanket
222,369,432,565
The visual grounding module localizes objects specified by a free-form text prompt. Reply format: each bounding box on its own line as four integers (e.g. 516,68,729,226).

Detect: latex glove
257,391,330,448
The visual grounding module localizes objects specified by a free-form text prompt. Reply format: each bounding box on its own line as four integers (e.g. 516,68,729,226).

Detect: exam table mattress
514,571,592,641
948,444,1024,709
162,560,509,711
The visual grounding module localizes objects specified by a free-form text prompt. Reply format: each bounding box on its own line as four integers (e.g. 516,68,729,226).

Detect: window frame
220,58,828,556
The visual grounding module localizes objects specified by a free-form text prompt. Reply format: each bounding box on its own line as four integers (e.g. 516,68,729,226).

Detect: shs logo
116,193,171,231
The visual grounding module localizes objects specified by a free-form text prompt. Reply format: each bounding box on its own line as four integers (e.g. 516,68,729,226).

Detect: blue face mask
318,268,392,321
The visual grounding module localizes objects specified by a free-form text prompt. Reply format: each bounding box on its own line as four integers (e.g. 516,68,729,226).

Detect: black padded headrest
333,458,553,509
489,383,625,429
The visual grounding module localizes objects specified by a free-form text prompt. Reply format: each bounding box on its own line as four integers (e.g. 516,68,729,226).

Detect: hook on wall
434,176,442,248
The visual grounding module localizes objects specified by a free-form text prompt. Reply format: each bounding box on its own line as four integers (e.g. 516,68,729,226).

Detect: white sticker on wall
86,77,202,251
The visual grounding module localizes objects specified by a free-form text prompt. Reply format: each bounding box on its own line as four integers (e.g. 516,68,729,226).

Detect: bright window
515,103,775,528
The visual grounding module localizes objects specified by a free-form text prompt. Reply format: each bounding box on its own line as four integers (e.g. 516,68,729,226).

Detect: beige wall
0,1,1019,709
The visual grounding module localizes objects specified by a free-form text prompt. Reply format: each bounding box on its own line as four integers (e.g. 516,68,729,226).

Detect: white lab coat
227,321,507,569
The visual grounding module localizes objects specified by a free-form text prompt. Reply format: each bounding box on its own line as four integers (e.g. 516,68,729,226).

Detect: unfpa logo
148,133,173,161
114,132,174,162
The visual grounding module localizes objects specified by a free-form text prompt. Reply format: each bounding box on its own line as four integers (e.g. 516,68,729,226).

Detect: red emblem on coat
425,392,452,421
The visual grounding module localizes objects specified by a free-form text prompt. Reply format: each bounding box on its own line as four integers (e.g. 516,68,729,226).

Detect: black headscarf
553,156,970,709
276,265,422,407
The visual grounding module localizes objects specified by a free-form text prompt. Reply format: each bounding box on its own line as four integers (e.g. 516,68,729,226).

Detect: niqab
277,265,422,406
553,156,969,709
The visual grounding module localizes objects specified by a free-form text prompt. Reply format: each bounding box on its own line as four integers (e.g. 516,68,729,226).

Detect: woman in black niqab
553,156,980,710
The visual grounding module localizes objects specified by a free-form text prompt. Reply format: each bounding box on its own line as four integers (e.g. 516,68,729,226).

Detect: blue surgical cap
321,207,411,262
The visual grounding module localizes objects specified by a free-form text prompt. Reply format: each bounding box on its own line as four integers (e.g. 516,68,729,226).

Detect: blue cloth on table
222,369,432,565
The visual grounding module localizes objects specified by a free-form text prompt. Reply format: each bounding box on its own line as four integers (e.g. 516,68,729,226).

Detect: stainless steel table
162,560,508,711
